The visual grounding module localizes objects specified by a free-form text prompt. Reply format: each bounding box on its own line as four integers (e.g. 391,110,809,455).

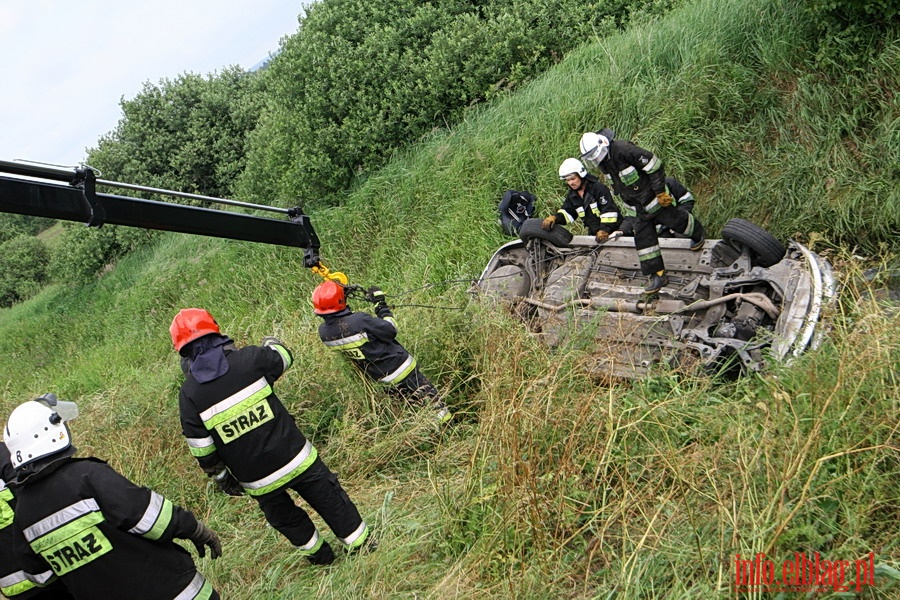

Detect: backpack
497,189,536,235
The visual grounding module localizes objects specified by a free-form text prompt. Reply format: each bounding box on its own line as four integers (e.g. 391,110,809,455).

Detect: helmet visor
580,145,604,167
34,394,79,422
54,401,79,422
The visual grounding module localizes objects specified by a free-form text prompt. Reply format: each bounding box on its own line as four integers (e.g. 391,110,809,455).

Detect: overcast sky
0,1,303,167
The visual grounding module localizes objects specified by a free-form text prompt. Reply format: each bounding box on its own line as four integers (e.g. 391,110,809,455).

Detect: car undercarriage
475,218,836,379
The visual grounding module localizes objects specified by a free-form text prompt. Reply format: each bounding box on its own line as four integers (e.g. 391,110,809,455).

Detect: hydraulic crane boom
0,160,322,267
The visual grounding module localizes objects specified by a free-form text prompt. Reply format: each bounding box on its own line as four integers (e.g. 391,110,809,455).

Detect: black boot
645,271,668,293
307,541,335,565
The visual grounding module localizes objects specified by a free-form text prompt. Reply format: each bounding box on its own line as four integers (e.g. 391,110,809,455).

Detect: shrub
0,214,55,244
48,223,158,284
806,0,898,28
0,235,50,306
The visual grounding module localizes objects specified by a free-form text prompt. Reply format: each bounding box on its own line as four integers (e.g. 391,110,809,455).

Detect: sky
0,1,303,167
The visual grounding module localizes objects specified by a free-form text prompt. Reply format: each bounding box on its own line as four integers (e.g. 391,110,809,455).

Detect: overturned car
475,218,836,378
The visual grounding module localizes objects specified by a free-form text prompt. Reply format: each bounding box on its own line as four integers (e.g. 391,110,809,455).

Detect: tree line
2,0,893,306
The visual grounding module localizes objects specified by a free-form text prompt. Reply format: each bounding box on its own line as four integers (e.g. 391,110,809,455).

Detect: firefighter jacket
1,443,61,599
178,341,318,499
597,140,667,213
11,457,212,600
317,307,417,386
553,174,620,235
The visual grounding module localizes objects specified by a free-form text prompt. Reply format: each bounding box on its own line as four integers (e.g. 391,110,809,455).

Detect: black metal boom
0,160,321,267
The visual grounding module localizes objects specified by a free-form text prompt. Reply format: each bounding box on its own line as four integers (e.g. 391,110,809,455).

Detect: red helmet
170,308,220,351
312,280,346,315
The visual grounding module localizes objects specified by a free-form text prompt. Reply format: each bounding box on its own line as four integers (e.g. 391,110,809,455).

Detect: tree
61,67,268,281
238,0,672,206
87,66,267,199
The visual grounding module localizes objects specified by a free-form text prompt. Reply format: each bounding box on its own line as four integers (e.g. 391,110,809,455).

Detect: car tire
479,264,531,299
517,218,573,246
721,218,786,268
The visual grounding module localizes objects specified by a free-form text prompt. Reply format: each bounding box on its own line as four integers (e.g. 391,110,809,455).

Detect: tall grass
0,0,897,597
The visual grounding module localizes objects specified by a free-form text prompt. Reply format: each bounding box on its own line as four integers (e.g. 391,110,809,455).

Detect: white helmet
579,131,610,167
4,394,78,470
558,158,587,180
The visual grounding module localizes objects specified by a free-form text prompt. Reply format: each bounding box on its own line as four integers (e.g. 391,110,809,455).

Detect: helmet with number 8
4,394,78,472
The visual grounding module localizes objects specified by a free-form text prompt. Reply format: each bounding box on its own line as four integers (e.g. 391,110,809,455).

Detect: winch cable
329,244,595,312
388,302,468,311
388,246,593,299
342,279,473,312
350,259,566,312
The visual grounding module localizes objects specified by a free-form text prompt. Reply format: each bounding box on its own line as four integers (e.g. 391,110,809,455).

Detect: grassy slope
1,0,898,597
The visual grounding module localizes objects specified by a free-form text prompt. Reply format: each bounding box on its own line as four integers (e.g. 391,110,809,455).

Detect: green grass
1,0,898,597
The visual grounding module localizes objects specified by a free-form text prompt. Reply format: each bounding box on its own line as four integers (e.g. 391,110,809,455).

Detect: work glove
261,336,293,368
656,192,674,207
595,231,610,244
608,230,624,242
375,302,393,320
541,215,557,230
190,522,222,559
366,286,386,304
261,336,285,348
213,468,244,497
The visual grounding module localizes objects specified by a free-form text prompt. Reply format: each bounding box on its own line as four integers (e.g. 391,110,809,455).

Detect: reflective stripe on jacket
598,140,666,210
12,458,208,600
318,309,416,385
179,343,316,497
556,174,620,235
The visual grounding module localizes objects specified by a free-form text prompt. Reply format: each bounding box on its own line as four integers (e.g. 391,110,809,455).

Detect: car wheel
721,218,786,268
517,218,574,246
479,264,531,299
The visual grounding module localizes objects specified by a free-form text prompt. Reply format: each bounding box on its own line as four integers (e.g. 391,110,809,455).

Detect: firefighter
1,441,74,600
579,131,705,293
170,308,371,566
620,176,696,237
3,395,221,600
541,158,621,243
312,281,452,424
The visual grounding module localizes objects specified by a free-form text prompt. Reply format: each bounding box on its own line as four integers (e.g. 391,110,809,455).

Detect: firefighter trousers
634,205,704,275
388,366,447,412
255,456,365,549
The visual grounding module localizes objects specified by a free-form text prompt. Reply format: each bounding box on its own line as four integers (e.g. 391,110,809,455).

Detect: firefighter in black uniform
541,158,621,243
4,395,221,600
620,176,696,237
170,308,371,566
312,281,452,424
579,131,705,293
1,441,74,600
